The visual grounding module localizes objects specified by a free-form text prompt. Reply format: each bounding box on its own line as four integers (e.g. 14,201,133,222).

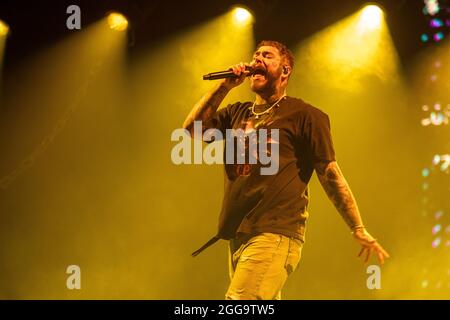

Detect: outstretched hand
352,228,390,264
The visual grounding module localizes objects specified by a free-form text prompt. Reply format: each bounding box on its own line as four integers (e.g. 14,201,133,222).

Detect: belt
191,232,255,257
191,236,220,257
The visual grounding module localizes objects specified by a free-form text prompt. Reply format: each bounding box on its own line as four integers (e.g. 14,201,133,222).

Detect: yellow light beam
0,20,8,93
0,20,9,37
292,3,400,94
131,8,255,112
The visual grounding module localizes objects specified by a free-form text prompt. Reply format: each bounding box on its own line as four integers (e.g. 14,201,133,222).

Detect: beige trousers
226,232,303,300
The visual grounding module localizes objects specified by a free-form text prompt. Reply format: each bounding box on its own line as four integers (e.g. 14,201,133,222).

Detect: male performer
182,40,389,300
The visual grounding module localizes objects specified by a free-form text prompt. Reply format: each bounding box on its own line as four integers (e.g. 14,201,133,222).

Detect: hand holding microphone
203,62,253,90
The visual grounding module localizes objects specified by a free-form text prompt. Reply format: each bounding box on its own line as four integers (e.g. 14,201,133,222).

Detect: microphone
203,65,254,80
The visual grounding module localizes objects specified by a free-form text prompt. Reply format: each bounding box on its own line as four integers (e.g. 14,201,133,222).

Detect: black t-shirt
203,96,335,242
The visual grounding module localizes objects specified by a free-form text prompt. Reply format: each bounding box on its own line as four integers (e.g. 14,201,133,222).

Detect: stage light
358,5,383,32
434,210,443,220
107,12,128,32
430,18,444,28
294,3,399,93
432,224,441,235
424,0,440,16
431,237,441,248
433,31,444,42
432,154,440,165
0,20,9,36
232,7,253,25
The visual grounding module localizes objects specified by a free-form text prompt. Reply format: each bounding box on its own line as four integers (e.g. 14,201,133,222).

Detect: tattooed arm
315,161,390,264
182,83,230,135
315,161,363,228
182,62,250,135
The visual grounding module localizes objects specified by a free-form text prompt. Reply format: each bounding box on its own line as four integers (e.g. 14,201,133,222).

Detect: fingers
376,250,385,265
358,242,390,265
357,246,371,263
365,247,372,263
229,62,251,78
376,246,388,264
375,243,390,264
223,63,249,89
358,247,365,257
230,66,241,76
379,245,390,258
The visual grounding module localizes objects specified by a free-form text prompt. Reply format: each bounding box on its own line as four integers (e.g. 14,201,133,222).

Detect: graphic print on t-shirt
232,114,278,177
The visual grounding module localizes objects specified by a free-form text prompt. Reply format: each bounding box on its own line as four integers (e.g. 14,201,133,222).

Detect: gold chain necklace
250,95,286,119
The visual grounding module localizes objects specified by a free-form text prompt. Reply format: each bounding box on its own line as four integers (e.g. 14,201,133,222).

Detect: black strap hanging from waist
191,236,220,257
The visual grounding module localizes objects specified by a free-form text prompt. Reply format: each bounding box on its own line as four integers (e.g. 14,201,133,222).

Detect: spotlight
107,12,128,32
232,7,253,25
424,0,440,16
0,20,9,37
430,18,443,28
358,4,383,31
433,32,444,42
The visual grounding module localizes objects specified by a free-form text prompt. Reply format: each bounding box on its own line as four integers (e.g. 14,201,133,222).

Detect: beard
250,69,282,94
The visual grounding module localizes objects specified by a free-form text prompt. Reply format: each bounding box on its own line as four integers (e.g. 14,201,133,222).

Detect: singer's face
250,46,284,93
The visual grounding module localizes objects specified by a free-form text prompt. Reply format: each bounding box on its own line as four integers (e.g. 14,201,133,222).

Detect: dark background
0,0,426,72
